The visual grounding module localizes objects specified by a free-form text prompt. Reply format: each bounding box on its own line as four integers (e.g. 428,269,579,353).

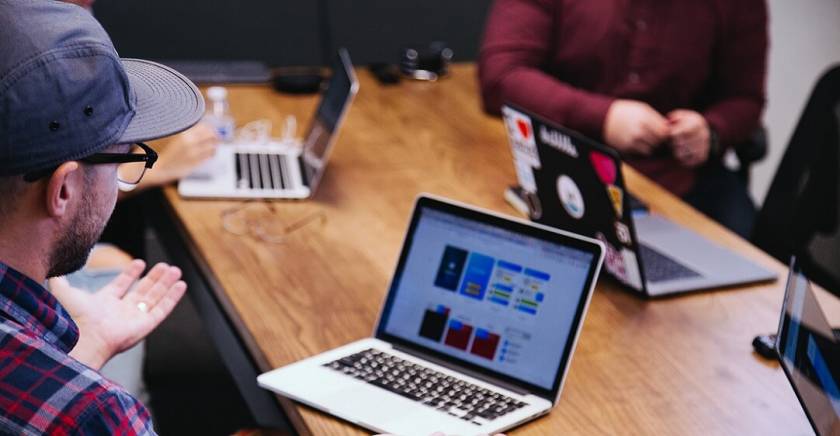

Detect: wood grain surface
158,65,814,435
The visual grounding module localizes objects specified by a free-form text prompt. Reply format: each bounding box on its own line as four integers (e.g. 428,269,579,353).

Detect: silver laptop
776,261,840,436
258,195,605,435
177,48,358,199
501,104,776,297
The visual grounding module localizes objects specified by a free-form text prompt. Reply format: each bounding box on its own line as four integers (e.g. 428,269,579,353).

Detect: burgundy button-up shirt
479,0,768,195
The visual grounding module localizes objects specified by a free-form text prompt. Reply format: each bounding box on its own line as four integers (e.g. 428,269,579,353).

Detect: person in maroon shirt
479,0,768,237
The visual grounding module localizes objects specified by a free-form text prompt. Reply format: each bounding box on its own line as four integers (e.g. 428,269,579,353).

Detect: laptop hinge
297,155,309,188
392,343,531,396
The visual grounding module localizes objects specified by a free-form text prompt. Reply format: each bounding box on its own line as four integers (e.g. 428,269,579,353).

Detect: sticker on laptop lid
589,151,617,185
539,125,578,158
503,107,540,168
502,107,541,193
607,184,624,217
615,221,632,245
597,232,627,281
557,174,585,219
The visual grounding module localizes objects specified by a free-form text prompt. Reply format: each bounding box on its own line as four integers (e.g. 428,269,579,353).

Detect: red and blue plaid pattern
0,262,156,435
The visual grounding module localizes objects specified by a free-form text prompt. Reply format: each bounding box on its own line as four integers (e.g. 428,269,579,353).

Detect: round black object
272,71,325,94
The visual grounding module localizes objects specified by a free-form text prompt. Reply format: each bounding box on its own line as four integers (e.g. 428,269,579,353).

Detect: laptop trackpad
322,380,461,433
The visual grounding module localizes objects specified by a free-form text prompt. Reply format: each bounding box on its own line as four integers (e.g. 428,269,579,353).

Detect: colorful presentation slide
470,328,501,360
433,246,468,291
418,305,450,342
444,320,473,350
458,253,495,300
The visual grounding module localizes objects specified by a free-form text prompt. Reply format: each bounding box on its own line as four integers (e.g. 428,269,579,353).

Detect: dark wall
93,0,493,67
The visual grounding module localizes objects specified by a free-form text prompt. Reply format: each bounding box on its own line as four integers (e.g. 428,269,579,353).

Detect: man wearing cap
0,0,205,433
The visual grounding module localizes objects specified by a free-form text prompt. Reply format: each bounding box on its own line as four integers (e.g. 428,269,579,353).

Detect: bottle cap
206,86,228,101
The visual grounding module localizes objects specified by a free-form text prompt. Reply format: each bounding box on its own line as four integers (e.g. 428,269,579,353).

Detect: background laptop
501,104,776,297
776,261,840,436
258,195,605,435
177,48,358,199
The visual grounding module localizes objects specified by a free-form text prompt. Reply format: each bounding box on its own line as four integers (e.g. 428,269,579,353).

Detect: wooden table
152,64,817,435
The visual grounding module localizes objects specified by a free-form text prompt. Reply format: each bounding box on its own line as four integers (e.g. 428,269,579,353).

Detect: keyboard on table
638,243,702,283
324,349,529,426
235,152,293,191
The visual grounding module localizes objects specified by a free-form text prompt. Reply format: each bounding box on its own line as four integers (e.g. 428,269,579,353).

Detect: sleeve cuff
565,94,615,141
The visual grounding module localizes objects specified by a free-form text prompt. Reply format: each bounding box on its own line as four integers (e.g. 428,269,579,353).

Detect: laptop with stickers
501,104,775,297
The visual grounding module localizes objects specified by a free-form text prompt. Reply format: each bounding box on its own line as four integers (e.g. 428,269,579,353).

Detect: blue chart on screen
434,246,468,291
459,253,495,300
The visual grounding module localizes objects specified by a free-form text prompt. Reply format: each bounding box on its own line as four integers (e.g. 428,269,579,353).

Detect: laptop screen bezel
300,47,359,193
374,195,604,400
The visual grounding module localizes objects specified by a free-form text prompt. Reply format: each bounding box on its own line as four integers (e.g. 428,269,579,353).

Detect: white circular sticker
557,174,585,219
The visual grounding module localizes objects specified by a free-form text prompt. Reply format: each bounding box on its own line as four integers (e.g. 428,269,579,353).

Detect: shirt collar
0,262,79,353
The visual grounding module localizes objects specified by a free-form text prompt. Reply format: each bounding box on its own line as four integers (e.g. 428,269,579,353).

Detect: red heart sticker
516,118,530,139
589,151,617,185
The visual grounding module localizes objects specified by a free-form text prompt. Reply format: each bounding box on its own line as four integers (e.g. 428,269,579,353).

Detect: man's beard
46,187,108,278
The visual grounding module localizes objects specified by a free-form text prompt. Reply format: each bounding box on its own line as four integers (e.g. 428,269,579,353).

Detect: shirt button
636,19,647,31
628,72,641,84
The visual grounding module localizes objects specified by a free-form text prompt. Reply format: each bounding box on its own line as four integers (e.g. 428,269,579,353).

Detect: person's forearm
485,65,615,140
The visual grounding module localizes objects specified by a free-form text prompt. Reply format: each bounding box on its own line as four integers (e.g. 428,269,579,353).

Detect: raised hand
50,260,187,369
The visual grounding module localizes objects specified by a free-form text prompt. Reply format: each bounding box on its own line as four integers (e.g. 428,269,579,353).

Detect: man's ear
45,162,81,218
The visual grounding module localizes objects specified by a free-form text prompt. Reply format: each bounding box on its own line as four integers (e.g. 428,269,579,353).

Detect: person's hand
667,109,711,167
603,99,670,156
49,260,187,370
144,122,219,187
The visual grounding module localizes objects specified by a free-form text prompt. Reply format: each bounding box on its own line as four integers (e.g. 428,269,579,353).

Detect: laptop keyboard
235,152,292,191
639,243,702,283
323,349,529,426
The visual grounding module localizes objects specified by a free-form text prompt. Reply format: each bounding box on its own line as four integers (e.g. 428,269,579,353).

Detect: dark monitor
92,0,493,67
777,263,840,436
92,0,324,67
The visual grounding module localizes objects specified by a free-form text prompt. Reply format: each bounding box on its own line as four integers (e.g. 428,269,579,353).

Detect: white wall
752,0,840,204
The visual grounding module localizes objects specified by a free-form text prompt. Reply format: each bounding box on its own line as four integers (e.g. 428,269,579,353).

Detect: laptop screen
301,48,358,192
777,268,840,436
376,196,603,399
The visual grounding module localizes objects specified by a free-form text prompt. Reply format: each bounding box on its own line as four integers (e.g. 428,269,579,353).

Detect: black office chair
733,126,769,185
751,64,840,295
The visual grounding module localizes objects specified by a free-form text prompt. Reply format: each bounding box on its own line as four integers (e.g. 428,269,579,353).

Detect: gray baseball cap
0,0,205,176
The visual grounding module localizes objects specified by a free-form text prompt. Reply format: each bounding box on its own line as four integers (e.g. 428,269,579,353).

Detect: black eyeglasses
23,142,158,191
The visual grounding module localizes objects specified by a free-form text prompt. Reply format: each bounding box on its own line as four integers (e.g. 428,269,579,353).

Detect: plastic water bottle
204,86,235,142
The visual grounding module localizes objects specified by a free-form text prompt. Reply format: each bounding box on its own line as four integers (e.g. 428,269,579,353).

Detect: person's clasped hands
603,99,712,167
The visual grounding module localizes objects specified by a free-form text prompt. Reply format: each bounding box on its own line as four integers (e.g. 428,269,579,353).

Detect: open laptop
501,104,776,297
258,195,605,435
776,260,840,436
177,48,358,199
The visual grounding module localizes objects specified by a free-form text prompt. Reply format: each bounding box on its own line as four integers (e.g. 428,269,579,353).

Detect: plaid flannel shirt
0,261,156,435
